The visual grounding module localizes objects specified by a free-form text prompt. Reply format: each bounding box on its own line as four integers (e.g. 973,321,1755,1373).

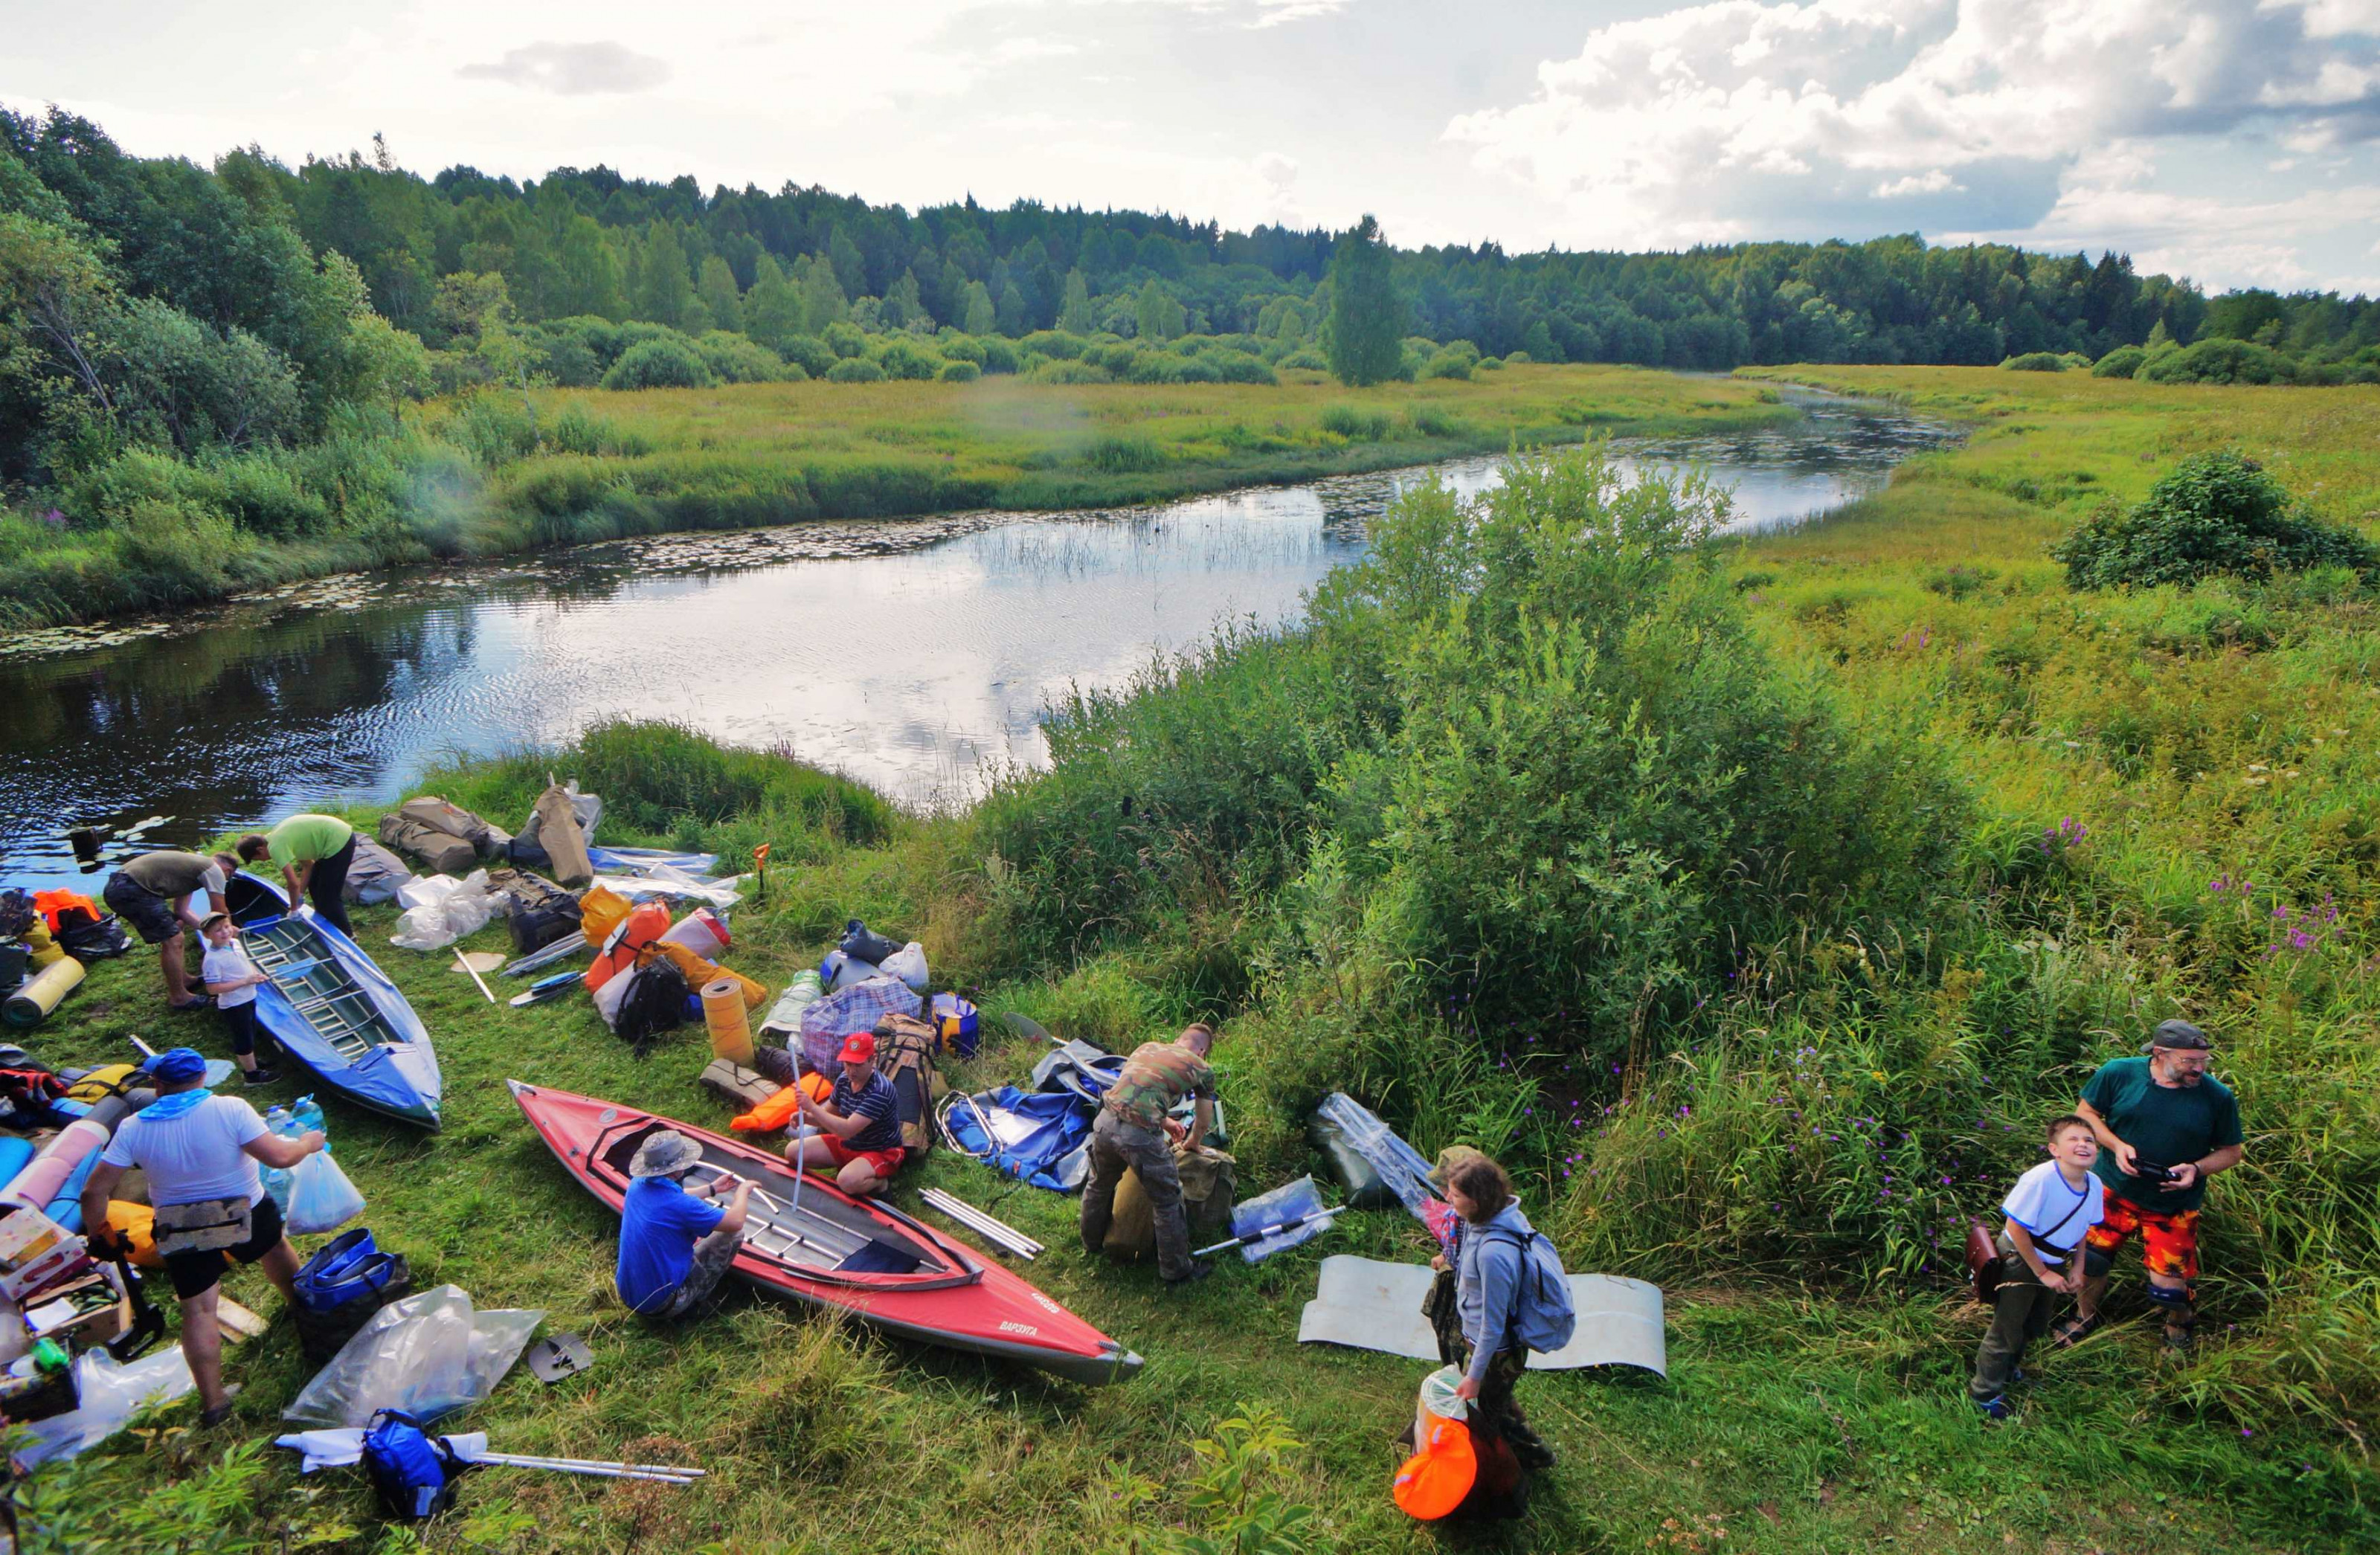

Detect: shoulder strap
2036,1184,2091,1249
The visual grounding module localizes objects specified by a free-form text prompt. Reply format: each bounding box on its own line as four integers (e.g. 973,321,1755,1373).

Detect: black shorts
163,1194,285,1300
103,875,182,947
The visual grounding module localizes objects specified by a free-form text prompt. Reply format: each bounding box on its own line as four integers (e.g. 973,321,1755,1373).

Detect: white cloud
1447,0,2380,251
457,41,672,97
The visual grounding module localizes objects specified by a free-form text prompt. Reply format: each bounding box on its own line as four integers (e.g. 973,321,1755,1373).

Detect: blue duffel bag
295,1228,413,1364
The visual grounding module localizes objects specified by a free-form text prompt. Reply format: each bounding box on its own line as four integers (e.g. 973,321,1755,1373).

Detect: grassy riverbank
23,367,2380,1553
0,367,1789,634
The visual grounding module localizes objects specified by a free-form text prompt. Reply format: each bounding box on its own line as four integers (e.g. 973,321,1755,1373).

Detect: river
0,388,1949,889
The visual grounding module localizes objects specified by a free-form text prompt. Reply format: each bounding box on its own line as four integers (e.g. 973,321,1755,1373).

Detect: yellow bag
576,884,634,947
66,1063,144,1104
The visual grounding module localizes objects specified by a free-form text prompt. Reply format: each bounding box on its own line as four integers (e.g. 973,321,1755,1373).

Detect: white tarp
1295,1255,1667,1377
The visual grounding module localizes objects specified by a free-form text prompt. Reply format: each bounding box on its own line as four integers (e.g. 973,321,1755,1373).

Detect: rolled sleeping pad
2,956,85,1028
0,1118,109,1213
702,976,756,1065
42,1145,104,1232
0,1136,35,1194
80,1090,138,1133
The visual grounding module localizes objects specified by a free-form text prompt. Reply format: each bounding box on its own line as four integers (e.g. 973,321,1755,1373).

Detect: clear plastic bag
284,1148,367,1235
390,871,498,952
878,941,929,991
15,1345,195,1467
283,1284,542,1428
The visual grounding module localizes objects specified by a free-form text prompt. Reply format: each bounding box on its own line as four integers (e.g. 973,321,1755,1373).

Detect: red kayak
507,1081,1141,1385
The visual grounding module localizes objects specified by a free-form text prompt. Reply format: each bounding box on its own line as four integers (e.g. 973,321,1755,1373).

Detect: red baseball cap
836,1031,877,1063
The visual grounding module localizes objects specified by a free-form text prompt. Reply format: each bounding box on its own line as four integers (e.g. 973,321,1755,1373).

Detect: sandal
2049,1313,2103,1348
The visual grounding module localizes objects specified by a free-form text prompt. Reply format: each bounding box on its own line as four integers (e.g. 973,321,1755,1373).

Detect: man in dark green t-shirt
2057,1020,2245,1353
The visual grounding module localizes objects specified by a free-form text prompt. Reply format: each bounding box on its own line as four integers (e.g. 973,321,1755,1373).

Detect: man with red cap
790,1031,906,1197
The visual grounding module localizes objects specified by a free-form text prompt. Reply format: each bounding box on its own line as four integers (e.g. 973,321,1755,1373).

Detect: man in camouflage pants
1078,1023,1218,1287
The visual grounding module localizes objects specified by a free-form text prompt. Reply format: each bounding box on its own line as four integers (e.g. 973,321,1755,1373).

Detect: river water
0,389,1949,888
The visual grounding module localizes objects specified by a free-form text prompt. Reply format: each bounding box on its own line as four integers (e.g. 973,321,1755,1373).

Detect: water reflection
0,392,1951,887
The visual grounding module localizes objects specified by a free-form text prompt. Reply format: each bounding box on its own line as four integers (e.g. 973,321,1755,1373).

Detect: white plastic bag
14,1345,195,1468
283,1284,543,1427
390,870,498,951
284,1148,367,1235
1415,1364,1469,1443
879,941,929,991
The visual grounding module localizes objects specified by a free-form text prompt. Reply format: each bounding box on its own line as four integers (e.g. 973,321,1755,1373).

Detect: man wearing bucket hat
790,1031,907,1197
2054,1020,2245,1353
616,1130,752,1319
79,1047,324,1426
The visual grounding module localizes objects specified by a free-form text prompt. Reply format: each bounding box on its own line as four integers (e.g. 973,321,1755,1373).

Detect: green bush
2092,345,2147,379
776,335,837,378
544,403,652,457
1081,434,1167,473
825,357,885,383
1404,404,1468,437
1028,359,1109,384
938,359,982,383
939,334,988,366
695,330,796,384
2052,451,2377,590
2001,352,2068,372
822,321,867,358
1475,355,1505,371
601,338,713,390
875,338,942,381
1318,404,1390,441
2138,338,2297,384
979,338,1021,374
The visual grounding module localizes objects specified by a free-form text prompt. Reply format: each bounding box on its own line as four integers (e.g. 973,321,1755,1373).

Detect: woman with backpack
1435,1156,1569,1472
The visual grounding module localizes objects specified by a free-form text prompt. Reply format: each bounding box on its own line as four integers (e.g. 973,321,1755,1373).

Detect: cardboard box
0,1210,89,1303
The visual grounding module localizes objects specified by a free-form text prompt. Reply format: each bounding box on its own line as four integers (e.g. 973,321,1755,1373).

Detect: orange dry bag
1391,1366,1477,1522
585,901,670,993
730,1071,831,1133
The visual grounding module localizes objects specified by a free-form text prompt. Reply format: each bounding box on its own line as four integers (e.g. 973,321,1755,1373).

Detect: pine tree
1326,214,1404,386
1058,268,1095,335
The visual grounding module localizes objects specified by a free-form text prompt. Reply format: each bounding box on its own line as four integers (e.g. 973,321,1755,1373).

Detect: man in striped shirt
791,1031,907,1197
1079,1023,1218,1287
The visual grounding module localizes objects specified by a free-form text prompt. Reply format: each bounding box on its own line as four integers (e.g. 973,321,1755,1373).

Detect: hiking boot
1162,1263,1213,1288
1974,1395,2012,1423
199,1385,242,1429
242,1066,281,1087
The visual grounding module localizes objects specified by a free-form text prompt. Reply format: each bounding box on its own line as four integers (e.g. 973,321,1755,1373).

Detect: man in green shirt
102,850,239,1010
236,815,358,936
1078,1023,1217,1287
2056,1020,2245,1353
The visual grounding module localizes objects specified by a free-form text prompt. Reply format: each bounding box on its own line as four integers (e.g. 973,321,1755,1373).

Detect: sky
7,0,2380,294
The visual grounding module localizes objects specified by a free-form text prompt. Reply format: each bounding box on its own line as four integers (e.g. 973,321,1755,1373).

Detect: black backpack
614,960,689,1055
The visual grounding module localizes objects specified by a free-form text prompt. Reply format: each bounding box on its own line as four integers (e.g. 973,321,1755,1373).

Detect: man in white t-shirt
79,1047,324,1427
1969,1114,2106,1419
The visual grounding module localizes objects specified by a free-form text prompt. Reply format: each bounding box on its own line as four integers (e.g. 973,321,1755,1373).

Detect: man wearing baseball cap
790,1031,907,1197
77,1047,324,1426
2055,1020,2245,1353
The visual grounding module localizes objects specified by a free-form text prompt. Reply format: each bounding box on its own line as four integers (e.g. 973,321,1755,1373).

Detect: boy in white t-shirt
199,915,279,1086
1971,1114,2106,1418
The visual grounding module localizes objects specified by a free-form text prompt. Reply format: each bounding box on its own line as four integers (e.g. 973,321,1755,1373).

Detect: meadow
0,366,1790,633
22,367,2380,1554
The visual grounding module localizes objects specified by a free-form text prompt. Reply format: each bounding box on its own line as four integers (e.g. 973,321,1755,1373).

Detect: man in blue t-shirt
616,1130,752,1319
2056,1020,2245,1353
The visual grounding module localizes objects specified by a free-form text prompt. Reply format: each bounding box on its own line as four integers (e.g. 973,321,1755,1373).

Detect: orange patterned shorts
2082,1194,2199,1283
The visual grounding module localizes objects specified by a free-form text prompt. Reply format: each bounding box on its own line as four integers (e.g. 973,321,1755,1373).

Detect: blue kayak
243,907,442,1130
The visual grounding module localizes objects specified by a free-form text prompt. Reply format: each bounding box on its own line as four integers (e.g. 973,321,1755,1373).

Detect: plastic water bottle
292,1094,327,1153
260,1106,296,1213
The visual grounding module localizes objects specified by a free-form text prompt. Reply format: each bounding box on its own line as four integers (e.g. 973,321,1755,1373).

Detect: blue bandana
140,1086,213,1122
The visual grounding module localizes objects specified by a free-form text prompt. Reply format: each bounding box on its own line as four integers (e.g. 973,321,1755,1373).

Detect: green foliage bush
823,321,867,358
697,330,796,384
875,338,941,381
938,358,982,383
1317,404,1390,441
1081,433,1167,473
2002,352,2068,371
2091,345,2147,379
825,356,885,383
602,337,713,390
2053,451,2377,590
776,334,837,378
2138,338,2297,384
1029,359,1109,384
978,337,1021,374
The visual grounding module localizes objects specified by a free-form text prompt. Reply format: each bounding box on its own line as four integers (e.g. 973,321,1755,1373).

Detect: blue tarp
940,1086,1095,1193
586,847,718,878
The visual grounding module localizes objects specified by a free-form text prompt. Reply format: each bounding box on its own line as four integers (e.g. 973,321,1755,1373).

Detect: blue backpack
1482,1226,1577,1355
362,1409,460,1521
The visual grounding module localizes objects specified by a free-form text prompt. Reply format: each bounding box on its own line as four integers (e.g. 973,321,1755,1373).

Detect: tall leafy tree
1327,214,1403,386
696,254,744,334
1057,268,1095,334
799,255,849,333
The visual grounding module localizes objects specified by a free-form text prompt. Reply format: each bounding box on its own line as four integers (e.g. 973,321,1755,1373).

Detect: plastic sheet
283,1284,542,1428
586,870,742,910
390,872,501,952
1229,1174,1332,1264
277,1426,489,1473
586,846,716,878
285,1149,367,1236
1310,1093,1440,1224
13,1345,195,1469
938,1086,1096,1192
